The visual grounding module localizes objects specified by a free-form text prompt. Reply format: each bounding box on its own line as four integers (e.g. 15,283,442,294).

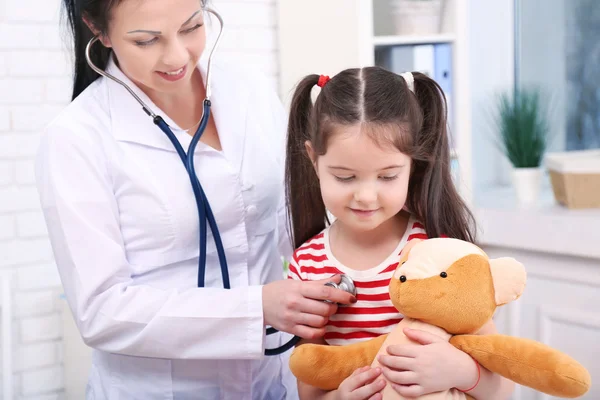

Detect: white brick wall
1,0,280,398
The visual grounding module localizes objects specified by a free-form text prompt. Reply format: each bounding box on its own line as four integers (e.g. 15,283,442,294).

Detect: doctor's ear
82,16,112,48
304,141,319,177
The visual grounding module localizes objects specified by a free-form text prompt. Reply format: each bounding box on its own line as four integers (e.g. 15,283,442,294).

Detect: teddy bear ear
489,257,527,306
399,238,423,261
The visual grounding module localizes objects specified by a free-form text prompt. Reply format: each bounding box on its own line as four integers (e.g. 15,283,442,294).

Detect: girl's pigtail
285,75,329,249
409,72,475,242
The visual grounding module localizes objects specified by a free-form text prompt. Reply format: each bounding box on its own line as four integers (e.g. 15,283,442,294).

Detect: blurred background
0,0,598,398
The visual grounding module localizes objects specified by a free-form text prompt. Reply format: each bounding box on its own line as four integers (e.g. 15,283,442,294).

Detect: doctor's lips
157,64,187,81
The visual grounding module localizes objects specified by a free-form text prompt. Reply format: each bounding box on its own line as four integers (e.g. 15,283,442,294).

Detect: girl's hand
377,328,479,397
334,366,387,400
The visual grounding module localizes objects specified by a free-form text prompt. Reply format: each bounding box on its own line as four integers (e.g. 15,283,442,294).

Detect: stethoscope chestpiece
324,274,357,303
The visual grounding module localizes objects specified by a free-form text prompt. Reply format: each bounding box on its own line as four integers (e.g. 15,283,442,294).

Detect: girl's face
307,124,412,233
92,0,206,98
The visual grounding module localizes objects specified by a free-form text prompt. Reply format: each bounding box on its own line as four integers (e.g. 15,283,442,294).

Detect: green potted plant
493,87,551,206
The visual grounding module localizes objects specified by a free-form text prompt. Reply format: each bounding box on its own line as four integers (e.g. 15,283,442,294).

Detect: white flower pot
389,0,443,35
512,167,542,206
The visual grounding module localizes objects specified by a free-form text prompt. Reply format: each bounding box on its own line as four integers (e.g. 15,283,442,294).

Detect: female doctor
35,0,356,398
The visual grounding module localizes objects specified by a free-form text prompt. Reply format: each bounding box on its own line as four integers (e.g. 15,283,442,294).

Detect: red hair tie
317,75,330,88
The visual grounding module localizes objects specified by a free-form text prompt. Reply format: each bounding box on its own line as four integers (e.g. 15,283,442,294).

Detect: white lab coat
35,55,299,400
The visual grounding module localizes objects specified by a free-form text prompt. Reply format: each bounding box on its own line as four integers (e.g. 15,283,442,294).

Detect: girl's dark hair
284,67,476,249
62,0,206,100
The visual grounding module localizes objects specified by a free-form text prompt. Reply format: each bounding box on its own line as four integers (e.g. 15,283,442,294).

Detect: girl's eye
380,175,398,181
334,176,355,183
135,37,158,47
183,23,203,34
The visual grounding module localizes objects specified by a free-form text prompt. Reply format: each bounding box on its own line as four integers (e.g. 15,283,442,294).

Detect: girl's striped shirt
287,216,427,345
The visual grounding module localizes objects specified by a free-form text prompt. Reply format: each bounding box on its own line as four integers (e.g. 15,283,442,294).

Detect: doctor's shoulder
212,59,288,155
212,58,287,128
212,58,282,106
39,78,112,155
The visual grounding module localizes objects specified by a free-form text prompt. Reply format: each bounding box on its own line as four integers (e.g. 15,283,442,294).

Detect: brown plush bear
289,238,591,399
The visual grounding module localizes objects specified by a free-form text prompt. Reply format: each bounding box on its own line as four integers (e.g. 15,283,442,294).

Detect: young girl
285,68,515,400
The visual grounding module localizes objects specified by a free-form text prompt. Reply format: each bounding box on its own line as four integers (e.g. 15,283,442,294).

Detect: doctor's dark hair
284,67,476,249
62,0,207,100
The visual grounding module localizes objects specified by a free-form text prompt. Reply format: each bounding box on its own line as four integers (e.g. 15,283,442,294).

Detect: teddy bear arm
450,334,591,398
289,334,388,391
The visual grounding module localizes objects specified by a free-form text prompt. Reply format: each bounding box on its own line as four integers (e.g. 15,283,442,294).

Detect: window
516,0,599,152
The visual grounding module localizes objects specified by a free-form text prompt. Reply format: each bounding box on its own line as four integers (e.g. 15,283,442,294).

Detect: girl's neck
328,211,411,272
332,211,410,249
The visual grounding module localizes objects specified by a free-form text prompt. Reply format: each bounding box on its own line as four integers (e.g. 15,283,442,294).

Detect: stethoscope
84,8,357,356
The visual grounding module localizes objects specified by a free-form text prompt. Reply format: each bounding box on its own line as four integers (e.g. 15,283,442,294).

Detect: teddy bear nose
399,275,407,283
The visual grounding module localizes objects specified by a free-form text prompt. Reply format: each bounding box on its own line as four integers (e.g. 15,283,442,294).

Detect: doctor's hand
262,275,357,339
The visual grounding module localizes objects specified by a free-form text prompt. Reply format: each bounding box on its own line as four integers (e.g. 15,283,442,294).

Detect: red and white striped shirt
288,216,427,346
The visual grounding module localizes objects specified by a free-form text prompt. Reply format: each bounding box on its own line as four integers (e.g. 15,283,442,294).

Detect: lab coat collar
106,54,248,172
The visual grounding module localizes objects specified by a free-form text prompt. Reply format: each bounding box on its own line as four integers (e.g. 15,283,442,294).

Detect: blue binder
434,43,452,96
434,43,454,151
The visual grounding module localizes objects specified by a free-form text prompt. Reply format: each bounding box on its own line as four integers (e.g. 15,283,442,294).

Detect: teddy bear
289,238,591,399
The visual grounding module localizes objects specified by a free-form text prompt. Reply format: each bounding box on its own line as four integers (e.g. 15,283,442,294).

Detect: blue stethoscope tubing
154,107,229,289
85,8,299,356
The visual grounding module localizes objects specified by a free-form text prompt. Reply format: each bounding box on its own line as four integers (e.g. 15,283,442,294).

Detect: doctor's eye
182,23,203,34
135,37,158,47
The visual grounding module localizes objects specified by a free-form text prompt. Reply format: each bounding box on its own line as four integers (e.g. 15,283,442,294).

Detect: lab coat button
246,205,258,216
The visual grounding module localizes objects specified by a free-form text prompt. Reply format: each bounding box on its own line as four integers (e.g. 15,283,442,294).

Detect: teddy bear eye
440,272,448,278
399,275,407,283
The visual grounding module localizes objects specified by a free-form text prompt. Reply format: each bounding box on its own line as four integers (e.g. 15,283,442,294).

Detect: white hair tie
400,71,415,93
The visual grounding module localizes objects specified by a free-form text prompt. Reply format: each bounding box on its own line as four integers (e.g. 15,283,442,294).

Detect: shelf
373,34,456,47
474,184,600,260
